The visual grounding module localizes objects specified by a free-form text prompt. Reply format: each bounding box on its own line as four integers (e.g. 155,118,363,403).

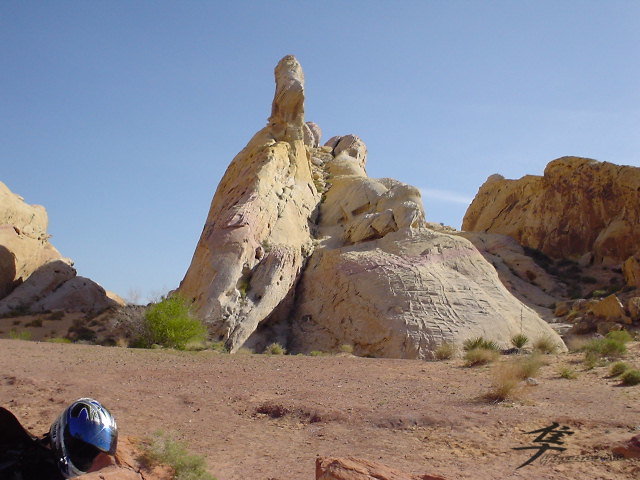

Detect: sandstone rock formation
178,55,565,357
462,157,640,265
0,181,119,316
177,55,319,352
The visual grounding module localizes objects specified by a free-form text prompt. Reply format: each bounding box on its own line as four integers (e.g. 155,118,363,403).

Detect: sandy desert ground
1,338,639,480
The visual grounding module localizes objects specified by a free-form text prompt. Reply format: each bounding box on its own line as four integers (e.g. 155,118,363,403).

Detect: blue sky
2,1,639,301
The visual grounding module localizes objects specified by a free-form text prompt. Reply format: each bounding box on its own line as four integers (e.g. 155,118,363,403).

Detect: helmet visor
67,408,117,454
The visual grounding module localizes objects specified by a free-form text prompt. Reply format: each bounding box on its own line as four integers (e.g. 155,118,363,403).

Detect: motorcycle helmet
49,398,117,478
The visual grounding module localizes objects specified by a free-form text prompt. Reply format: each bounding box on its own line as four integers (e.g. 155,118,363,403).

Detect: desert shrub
463,337,499,352
142,431,216,480
263,343,286,355
25,318,43,327
339,344,354,354
583,337,627,359
309,350,327,356
609,361,630,377
605,330,633,344
512,353,544,379
8,329,31,341
140,296,207,350
46,337,72,344
464,348,499,367
434,342,457,360
209,341,227,353
620,369,640,386
484,364,522,402
511,334,529,349
558,366,578,379
533,336,558,354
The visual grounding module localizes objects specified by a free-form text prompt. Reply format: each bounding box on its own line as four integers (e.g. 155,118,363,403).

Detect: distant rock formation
177,55,565,358
463,157,640,265
0,181,121,316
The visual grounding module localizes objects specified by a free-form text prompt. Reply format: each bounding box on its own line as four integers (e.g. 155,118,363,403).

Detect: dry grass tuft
484,363,523,402
464,347,500,367
434,342,457,360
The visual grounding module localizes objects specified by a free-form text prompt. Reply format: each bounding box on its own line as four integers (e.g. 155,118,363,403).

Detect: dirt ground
1,339,639,480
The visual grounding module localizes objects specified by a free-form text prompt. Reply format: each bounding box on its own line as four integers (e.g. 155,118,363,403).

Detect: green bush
142,431,216,480
558,366,577,379
609,361,630,377
339,344,354,354
583,337,627,359
9,329,31,341
463,337,499,352
605,330,633,344
263,342,286,355
511,334,529,349
620,369,640,386
140,296,207,350
434,342,457,360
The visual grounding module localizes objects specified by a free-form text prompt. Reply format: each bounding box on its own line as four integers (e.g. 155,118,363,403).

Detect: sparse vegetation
609,361,630,377
309,350,327,356
582,337,627,359
620,369,640,386
558,366,578,379
464,348,499,367
512,353,544,379
141,431,216,480
434,342,457,360
484,363,522,402
46,337,72,344
510,333,529,349
8,329,31,341
339,344,354,354
138,296,207,350
264,342,286,355
463,337,499,352
605,330,633,344
533,336,558,354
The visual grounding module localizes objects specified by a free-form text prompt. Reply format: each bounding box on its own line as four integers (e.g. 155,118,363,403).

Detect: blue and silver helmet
49,398,118,478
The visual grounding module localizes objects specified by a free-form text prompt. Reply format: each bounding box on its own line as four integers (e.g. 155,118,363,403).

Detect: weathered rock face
179,55,565,357
315,456,448,480
0,181,119,316
462,157,640,264
176,55,320,352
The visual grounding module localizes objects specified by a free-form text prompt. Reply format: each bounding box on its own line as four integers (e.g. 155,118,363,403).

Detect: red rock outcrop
462,157,640,264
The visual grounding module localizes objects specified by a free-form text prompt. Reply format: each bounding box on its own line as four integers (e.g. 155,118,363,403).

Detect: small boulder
612,434,640,459
588,294,630,324
315,457,448,480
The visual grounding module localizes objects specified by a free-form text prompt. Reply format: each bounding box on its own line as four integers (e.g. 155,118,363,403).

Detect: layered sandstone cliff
178,55,565,358
0,181,121,316
463,157,640,265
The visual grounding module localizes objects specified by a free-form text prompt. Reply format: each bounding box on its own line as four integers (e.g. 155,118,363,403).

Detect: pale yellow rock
588,294,630,323
622,256,640,288
291,228,565,359
463,157,640,264
179,55,566,358
176,55,320,352
458,232,563,320
0,181,120,314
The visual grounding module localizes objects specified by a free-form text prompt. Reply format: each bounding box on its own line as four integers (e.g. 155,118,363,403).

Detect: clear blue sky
2,1,639,302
